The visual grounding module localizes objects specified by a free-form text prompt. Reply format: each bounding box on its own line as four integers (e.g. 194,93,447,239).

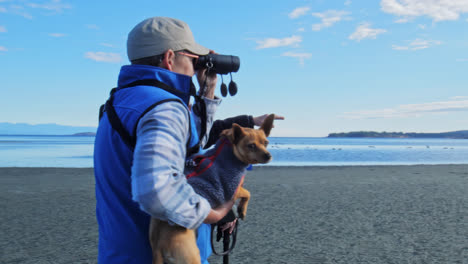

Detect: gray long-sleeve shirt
131,97,221,229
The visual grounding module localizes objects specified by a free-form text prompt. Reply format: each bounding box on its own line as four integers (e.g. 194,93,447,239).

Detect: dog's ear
221,123,245,144
259,114,275,137
231,123,245,144
220,128,234,143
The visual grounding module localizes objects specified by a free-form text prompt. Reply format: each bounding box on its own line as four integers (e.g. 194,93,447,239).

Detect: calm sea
0,135,467,167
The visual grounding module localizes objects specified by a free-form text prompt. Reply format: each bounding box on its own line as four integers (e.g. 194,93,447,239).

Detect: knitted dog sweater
185,139,248,208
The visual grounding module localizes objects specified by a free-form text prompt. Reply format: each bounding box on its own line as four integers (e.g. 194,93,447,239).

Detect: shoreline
2,165,468,263
1,163,468,169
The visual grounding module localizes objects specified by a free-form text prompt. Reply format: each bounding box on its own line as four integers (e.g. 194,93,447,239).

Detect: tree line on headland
328,130,468,139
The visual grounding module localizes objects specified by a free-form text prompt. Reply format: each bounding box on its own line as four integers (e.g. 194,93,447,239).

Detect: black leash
210,209,239,264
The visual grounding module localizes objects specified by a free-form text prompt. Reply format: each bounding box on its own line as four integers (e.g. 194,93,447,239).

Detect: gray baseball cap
127,17,210,61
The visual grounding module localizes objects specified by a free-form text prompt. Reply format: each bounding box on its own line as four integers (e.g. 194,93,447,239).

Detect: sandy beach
1,165,468,264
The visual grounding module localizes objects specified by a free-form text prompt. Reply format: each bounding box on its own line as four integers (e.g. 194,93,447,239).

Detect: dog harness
185,138,248,208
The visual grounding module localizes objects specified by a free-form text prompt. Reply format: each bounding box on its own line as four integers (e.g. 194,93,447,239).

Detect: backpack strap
105,92,134,148
99,79,198,152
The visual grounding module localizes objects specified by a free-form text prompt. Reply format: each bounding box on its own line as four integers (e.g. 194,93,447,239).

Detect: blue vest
94,65,202,263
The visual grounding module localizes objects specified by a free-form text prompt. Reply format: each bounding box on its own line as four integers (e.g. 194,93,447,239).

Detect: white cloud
342,98,468,119
392,38,442,50
349,22,386,41
85,52,121,63
381,0,468,22
49,33,66,37
0,46,7,52
345,0,352,6
27,0,71,13
410,39,442,49
395,17,411,23
256,35,302,49
391,45,409,50
417,24,427,29
9,5,33,19
0,25,6,32
4,0,71,19
451,96,468,100
281,51,312,65
289,7,310,19
312,10,350,31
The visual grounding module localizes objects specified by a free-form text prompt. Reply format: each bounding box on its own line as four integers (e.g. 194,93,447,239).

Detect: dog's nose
264,152,272,161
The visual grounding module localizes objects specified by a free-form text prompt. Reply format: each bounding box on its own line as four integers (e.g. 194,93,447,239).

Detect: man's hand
196,50,218,99
203,199,235,224
220,218,238,234
253,114,285,127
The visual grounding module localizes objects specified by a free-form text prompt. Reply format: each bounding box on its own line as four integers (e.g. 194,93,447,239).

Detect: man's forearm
131,102,211,229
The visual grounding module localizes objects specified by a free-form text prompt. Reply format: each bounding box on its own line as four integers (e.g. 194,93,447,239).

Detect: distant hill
0,122,97,136
72,132,97,136
328,130,468,139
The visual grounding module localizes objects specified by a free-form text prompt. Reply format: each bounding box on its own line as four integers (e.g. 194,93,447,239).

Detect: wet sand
1,165,467,264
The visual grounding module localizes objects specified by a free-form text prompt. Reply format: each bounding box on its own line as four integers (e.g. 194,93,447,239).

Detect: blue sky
1,0,467,137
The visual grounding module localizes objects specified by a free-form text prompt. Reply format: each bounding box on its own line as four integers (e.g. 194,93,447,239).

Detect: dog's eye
248,143,256,150
264,141,269,147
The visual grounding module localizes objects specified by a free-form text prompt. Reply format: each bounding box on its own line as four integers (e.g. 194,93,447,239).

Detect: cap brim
186,42,210,56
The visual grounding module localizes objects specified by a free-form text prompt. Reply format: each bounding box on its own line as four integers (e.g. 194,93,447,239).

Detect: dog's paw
237,207,246,220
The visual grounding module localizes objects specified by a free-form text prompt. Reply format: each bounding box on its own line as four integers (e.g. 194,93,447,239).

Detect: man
94,17,234,263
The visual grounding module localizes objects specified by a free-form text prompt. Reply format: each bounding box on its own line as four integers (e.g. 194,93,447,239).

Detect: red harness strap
186,139,231,179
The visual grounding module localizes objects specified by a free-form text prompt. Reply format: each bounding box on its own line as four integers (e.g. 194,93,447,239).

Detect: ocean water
267,137,468,166
0,135,94,167
0,135,467,167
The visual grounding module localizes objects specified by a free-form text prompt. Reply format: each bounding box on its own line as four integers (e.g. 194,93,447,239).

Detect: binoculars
195,54,240,75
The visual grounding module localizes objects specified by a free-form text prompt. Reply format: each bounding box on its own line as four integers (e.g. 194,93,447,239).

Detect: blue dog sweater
185,138,248,208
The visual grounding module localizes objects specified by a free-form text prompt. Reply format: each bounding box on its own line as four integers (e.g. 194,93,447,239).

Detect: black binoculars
195,54,240,75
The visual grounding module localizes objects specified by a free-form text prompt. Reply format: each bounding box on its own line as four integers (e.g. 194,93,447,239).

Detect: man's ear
162,50,175,71
260,114,275,137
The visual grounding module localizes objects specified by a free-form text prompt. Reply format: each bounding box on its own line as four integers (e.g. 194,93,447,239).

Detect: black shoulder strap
99,80,197,151
193,96,207,142
98,104,105,121
104,94,135,148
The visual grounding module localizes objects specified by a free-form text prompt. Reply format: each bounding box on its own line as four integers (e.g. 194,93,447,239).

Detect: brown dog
149,114,275,264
